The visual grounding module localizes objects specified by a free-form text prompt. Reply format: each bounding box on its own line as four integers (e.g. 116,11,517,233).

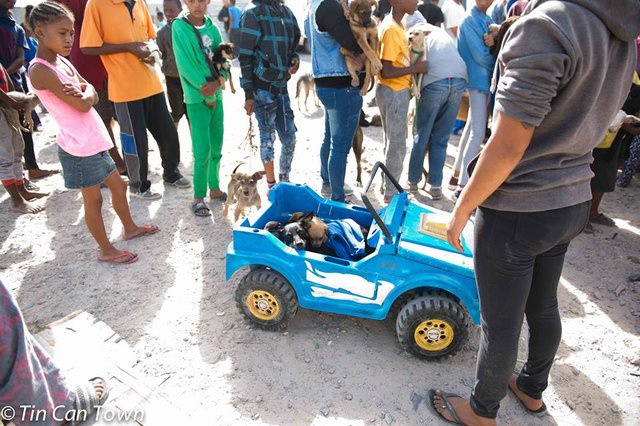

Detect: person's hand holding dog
410,60,428,75
200,80,221,98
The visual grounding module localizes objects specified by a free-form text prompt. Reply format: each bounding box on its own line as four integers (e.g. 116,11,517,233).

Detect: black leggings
470,202,590,419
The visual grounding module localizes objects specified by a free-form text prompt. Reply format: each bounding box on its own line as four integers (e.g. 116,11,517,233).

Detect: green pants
187,100,224,198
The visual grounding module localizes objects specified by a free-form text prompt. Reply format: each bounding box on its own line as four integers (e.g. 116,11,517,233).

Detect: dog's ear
264,221,283,234
348,0,358,17
251,171,266,181
299,211,316,228
289,212,304,223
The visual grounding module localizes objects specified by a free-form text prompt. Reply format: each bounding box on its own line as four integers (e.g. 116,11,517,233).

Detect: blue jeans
408,78,466,187
253,88,297,180
317,86,362,201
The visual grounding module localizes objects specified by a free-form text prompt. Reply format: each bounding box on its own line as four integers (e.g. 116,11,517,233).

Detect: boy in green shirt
173,0,227,217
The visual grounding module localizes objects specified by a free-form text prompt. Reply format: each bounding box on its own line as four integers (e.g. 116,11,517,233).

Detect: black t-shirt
417,3,444,26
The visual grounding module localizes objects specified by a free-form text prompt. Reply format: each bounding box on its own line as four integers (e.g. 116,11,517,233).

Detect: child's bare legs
17,181,49,200
81,182,135,261
4,181,45,214
102,171,155,239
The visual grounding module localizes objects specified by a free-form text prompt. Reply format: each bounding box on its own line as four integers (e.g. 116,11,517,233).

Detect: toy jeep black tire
236,269,298,331
396,294,468,359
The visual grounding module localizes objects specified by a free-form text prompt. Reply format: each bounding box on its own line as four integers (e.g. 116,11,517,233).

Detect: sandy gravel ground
1,56,639,425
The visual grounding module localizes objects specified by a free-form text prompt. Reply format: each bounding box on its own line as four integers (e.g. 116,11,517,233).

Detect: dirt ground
1,56,639,425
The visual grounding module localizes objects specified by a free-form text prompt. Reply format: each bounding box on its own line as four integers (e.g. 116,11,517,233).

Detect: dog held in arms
408,29,426,99
213,42,236,95
1,92,39,132
339,0,382,96
223,164,266,221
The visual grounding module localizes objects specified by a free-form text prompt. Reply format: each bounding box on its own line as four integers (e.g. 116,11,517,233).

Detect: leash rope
239,117,258,168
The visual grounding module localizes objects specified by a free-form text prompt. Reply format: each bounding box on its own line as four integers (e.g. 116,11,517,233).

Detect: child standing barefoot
28,1,159,265
0,64,48,214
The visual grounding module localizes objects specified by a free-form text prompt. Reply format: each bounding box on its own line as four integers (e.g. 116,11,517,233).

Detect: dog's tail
232,162,245,174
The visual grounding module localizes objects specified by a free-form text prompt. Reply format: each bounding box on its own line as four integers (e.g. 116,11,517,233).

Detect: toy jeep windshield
226,162,479,359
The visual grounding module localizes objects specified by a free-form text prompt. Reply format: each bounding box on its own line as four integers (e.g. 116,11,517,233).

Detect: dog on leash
339,0,382,96
1,92,39,132
223,164,266,221
408,30,427,99
295,73,320,112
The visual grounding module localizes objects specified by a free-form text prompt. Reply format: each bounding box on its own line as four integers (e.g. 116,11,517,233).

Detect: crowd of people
1,0,639,424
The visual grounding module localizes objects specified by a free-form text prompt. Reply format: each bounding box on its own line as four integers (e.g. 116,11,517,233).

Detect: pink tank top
29,56,112,157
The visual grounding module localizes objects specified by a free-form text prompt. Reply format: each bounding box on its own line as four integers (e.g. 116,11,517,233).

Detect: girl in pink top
29,1,159,265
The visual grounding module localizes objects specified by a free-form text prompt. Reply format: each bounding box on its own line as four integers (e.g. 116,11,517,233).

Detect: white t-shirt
440,0,466,43
421,26,468,88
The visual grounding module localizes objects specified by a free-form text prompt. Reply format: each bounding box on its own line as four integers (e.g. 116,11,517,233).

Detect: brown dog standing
223,166,266,221
339,0,382,96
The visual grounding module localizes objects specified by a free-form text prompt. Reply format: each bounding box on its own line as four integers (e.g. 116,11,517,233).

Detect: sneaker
321,184,354,198
452,188,462,202
447,176,459,191
407,182,418,194
130,189,162,200
279,174,290,183
429,186,443,200
165,177,191,188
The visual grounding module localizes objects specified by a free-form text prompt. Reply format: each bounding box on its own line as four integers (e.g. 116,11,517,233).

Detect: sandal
122,224,160,241
210,192,227,202
192,201,211,217
508,378,547,417
70,377,109,425
428,389,464,424
97,250,138,264
590,213,616,227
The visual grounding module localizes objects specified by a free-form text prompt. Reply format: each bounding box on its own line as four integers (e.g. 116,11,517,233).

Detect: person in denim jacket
239,0,301,189
305,0,365,202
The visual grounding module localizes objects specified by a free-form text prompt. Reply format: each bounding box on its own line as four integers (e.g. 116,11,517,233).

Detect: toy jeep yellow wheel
236,269,298,330
396,294,468,359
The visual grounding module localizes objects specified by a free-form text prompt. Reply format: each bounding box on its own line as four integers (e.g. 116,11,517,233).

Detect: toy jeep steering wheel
360,162,404,243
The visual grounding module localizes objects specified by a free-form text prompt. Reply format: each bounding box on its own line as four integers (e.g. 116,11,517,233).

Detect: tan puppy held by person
339,0,382,96
1,92,39,132
223,166,266,221
289,211,329,249
408,30,426,99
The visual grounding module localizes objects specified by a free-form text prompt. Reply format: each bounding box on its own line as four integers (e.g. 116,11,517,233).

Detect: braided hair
29,1,74,31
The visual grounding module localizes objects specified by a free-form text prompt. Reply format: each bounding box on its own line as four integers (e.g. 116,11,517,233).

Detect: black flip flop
211,192,227,202
508,383,548,417
192,201,211,217
427,389,464,424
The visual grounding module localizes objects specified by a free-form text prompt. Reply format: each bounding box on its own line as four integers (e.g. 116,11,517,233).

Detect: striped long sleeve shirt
238,0,301,100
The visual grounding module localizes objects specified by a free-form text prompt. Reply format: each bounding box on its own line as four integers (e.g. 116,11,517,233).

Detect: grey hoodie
483,0,640,212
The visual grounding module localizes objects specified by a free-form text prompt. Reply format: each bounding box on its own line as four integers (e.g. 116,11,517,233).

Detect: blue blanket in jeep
325,219,365,261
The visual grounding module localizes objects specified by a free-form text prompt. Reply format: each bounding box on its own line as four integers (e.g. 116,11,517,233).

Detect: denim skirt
58,147,115,189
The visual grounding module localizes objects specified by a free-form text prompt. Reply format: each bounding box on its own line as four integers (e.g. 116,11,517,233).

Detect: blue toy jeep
226,163,479,359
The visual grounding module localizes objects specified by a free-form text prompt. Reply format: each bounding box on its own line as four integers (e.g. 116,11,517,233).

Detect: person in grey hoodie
430,0,640,424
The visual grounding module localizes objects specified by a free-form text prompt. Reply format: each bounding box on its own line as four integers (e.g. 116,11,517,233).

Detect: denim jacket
305,0,350,78
457,6,495,92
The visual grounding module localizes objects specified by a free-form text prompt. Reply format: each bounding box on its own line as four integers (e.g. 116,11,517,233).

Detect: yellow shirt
377,16,411,91
80,0,163,103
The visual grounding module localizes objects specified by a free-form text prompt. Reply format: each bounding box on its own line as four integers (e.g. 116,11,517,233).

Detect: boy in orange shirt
376,0,426,203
